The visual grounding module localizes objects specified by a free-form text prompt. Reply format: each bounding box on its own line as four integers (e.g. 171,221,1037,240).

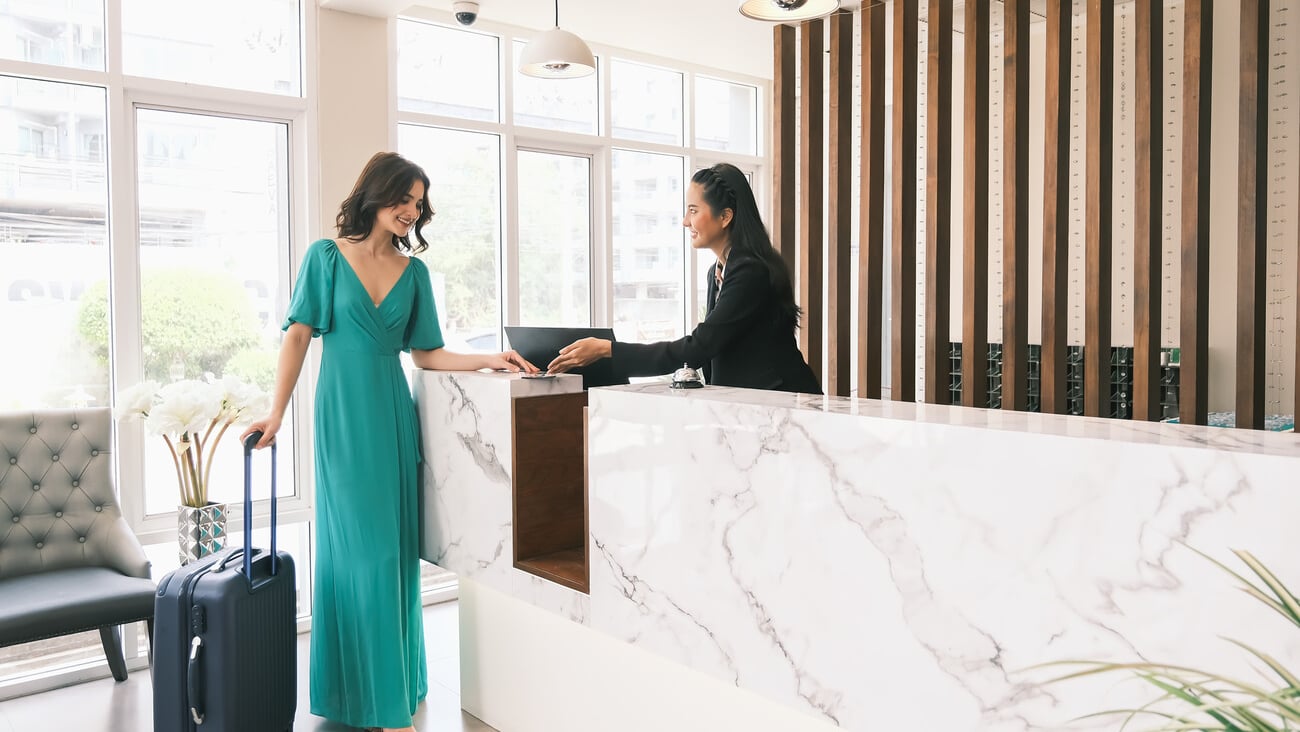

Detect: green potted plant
1040,546,1300,730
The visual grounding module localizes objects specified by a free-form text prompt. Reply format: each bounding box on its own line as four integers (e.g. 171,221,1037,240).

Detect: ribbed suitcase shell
152,436,296,732
153,549,296,731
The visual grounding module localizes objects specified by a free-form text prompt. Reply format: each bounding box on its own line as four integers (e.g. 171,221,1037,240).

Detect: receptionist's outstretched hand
547,337,612,374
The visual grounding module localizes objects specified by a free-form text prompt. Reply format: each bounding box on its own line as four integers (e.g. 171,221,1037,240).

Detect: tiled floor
0,601,496,732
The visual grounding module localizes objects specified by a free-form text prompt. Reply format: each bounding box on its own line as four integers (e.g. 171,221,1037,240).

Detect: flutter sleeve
282,239,335,337
404,256,445,352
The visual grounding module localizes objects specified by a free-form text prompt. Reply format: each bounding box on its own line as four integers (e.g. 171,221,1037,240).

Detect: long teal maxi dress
283,238,440,729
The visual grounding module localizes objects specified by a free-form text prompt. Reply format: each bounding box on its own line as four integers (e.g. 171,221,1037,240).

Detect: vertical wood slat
799,19,825,380
962,0,990,409
891,0,919,402
923,0,954,405
859,2,887,400
1041,0,1072,415
827,11,853,397
1181,0,1212,426
1084,0,1114,418
1133,0,1164,421
1237,0,1268,429
773,25,797,275
1002,0,1031,411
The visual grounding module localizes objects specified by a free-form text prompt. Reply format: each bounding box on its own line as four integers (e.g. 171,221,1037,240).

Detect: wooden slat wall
923,0,954,405
769,0,1298,432
1041,0,1072,415
827,11,853,397
1237,0,1268,429
892,0,919,402
1084,0,1114,418
1002,0,1030,411
773,25,797,276
799,20,826,381
859,2,886,400
1133,0,1164,421
1181,0,1213,426
962,0,990,409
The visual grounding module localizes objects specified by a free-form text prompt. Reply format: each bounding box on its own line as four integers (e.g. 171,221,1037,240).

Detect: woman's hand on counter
548,338,612,373
486,349,539,373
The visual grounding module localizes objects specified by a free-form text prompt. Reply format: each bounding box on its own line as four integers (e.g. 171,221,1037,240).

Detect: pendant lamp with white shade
738,0,839,22
518,0,596,79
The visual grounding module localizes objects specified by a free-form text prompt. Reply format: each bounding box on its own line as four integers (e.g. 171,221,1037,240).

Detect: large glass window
695,77,758,155
397,22,499,122
399,124,502,351
0,77,109,410
122,0,302,96
134,109,294,515
397,17,765,353
612,150,684,341
611,59,682,146
0,1,105,70
513,40,598,134
517,150,592,327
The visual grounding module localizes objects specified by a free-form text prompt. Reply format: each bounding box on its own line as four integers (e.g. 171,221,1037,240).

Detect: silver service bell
670,363,704,389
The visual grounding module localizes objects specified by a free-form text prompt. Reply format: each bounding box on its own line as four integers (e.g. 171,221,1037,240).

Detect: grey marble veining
586,385,1300,731
414,374,1299,731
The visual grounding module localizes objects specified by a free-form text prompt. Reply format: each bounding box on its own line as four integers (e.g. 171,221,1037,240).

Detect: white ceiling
318,0,787,79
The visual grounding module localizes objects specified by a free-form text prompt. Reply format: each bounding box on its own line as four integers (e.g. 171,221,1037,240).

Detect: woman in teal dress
244,152,535,732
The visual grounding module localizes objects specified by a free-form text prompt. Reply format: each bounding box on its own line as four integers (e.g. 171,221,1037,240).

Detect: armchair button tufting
11,516,18,523
79,536,86,543
54,511,62,518
32,484,39,491
28,427,36,434
91,450,99,456
71,480,79,487
71,423,78,430
51,454,59,462
94,505,103,512
8,457,14,465
35,542,43,549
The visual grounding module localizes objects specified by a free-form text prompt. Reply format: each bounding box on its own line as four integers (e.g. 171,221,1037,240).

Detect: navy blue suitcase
152,433,297,732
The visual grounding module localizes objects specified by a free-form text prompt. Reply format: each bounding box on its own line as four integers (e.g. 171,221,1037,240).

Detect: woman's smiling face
683,181,732,252
378,179,426,239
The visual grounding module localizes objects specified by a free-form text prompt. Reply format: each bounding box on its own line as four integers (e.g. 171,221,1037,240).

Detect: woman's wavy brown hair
335,151,433,254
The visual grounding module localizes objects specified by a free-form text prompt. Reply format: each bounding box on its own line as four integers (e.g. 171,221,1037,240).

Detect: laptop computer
504,326,628,389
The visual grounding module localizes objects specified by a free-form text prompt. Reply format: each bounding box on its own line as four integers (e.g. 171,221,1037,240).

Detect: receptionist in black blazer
548,163,821,395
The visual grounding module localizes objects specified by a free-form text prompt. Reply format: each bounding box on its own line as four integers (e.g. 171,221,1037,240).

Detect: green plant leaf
1235,550,1300,628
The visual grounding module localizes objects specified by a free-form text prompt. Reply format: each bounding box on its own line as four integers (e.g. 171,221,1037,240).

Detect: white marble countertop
594,383,1300,457
417,372,1300,731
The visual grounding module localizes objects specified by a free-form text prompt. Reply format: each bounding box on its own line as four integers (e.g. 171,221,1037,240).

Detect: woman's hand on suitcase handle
241,417,280,450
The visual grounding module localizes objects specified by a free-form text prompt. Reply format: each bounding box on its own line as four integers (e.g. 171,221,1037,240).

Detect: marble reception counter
414,371,1300,732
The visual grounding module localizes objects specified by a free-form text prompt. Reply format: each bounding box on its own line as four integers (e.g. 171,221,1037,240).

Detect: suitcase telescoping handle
241,431,279,578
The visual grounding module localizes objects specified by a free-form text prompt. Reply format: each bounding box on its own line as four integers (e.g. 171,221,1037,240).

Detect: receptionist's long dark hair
691,163,801,325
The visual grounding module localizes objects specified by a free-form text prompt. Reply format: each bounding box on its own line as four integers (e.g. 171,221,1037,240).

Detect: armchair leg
99,625,127,682
146,618,154,666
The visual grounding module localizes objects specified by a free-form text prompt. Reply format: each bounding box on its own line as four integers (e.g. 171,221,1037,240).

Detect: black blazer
611,252,822,394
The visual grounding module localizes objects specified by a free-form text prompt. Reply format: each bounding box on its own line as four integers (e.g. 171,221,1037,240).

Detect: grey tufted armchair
0,408,156,682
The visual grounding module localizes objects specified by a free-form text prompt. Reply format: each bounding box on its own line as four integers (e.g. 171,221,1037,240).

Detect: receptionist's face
683,182,732,252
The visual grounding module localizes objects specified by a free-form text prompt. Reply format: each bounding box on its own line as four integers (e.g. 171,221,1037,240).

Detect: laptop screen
503,326,628,389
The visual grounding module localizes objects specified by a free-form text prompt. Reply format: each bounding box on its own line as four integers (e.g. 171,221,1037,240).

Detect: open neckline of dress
333,240,413,309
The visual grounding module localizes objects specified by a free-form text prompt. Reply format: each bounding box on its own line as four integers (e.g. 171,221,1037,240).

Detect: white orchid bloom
114,380,160,422
147,379,221,437
207,374,270,424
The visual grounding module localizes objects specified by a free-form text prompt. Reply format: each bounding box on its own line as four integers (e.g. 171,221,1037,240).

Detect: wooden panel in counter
512,391,589,594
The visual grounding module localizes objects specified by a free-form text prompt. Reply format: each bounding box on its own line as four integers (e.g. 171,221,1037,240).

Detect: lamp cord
555,0,560,27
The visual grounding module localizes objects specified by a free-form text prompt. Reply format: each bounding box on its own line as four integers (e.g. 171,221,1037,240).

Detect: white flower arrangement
115,375,270,508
